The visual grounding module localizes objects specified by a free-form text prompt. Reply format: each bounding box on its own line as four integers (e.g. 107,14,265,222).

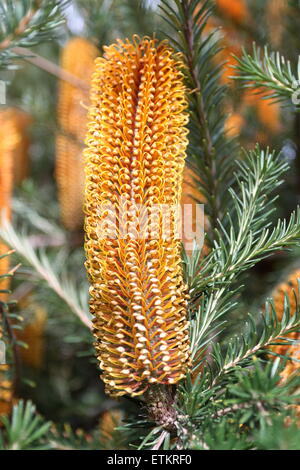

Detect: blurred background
1,0,300,447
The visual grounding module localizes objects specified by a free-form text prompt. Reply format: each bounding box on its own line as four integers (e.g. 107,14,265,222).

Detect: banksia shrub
56,37,98,231
84,37,191,397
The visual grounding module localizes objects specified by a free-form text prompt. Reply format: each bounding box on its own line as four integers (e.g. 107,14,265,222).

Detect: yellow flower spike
224,112,245,138
84,37,191,397
0,111,20,299
16,296,47,369
269,269,300,358
280,341,300,383
11,108,32,185
266,269,300,424
56,37,99,231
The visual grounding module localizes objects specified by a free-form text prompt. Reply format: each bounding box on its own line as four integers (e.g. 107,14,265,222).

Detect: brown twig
12,47,89,91
0,8,36,50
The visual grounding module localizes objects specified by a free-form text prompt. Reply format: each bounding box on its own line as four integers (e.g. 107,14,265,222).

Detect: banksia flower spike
280,340,300,424
84,36,191,397
56,37,98,231
269,269,300,358
0,112,20,298
11,108,32,185
16,297,47,369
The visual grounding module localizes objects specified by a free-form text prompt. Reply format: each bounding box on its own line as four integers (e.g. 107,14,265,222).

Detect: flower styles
84,37,191,397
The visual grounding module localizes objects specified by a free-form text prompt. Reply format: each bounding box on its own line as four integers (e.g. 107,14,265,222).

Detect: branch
0,0,68,69
234,44,300,109
12,47,89,90
0,220,91,329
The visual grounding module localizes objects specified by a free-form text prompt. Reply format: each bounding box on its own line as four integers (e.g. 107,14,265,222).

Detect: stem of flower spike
144,384,179,434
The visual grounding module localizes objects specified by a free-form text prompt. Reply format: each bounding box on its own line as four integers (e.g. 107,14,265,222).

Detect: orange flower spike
280,340,300,423
224,112,245,138
280,341,300,383
243,88,281,133
12,109,32,185
216,0,249,25
270,269,300,358
56,37,98,231
16,300,47,369
84,37,191,397
256,96,281,133
0,112,20,298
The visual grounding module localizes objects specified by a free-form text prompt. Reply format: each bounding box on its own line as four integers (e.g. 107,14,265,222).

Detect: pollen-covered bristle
84,37,191,397
56,37,98,231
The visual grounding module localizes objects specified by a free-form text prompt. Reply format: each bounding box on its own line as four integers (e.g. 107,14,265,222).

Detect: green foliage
234,44,300,110
0,0,67,69
253,414,300,450
74,0,158,46
0,400,52,450
0,218,91,329
188,146,300,363
160,0,237,238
